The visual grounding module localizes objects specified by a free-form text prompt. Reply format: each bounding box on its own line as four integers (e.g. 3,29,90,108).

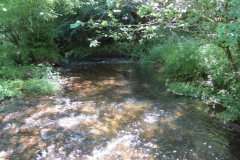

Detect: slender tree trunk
237,41,240,80
237,40,240,58
225,46,240,79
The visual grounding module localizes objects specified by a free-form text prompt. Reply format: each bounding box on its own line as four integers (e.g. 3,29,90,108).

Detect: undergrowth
0,65,62,100
142,37,240,121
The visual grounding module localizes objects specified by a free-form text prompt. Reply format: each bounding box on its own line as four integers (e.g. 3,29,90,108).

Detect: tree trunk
225,46,240,79
237,40,240,58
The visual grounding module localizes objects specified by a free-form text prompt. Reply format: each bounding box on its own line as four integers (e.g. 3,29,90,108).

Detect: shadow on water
0,60,240,160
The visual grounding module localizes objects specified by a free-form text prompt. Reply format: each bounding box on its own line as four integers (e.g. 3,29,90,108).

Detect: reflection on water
0,62,240,160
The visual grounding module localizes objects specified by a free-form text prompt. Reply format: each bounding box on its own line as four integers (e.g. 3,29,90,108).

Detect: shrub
0,65,62,100
213,81,240,121
32,47,62,64
22,65,62,93
144,37,239,121
65,41,148,59
0,43,17,67
0,80,23,100
22,78,62,93
142,37,203,80
0,65,37,79
167,82,212,99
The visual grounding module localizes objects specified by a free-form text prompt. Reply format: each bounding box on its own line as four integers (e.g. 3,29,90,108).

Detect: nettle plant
213,81,240,121
0,65,62,100
144,34,239,120
22,65,62,93
199,44,240,121
0,79,23,100
143,38,204,81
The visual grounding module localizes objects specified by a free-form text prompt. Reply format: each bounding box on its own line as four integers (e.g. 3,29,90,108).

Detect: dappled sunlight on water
0,62,240,159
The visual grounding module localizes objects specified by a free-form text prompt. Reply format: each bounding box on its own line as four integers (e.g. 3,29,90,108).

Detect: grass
23,78,62,93
0,65,62,100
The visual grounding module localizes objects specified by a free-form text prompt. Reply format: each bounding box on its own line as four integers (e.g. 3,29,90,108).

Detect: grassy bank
141,37,240,121
0,64,62,101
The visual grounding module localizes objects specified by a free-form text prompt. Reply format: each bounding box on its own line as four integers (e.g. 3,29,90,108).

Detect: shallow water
0,61,240,160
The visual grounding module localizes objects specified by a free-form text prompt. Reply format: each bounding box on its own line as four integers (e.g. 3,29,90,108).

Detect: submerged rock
35,150,47,160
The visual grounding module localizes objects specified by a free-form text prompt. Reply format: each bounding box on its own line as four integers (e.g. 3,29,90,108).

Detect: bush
212,81,240,121
143,38,231,87
32,47,62,64
0,65,38,79
0,80,23,100
167,82,212,99
143,37,239,121
22,66,62,93
22,78,62,93
0,43,17,67
64,29,173,59
141,38,203,80
65,41,148,59
0,65,62,100
198,44,232,89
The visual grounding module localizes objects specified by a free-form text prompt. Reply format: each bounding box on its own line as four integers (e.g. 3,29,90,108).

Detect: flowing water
0,59,240,160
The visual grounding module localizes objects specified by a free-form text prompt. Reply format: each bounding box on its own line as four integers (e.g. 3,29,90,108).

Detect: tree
0,0,80,64
70,0,239,78
185,0,240,79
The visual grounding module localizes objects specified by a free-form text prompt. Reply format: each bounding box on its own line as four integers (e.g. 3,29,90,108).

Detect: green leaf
70,21,80,29
101,20,108,26
116,3,120,8
107,2,111,8
106,0,115,8
216,25,224,34
70,20,85,29
89,40,100,47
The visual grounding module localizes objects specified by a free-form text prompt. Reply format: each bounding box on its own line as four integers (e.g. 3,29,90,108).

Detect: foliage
186,0,240,78
31,47,62,64
69,0,240,78
0,65,35,79
167,82,211,99
0,0,240,121
68,0,161,47
1,0,239,64
143,37,232,85
0,43,16,66
0,79,23,100
213,81,240,121
0,0,79,64
22,65,62,93
22,77,61,93
199,44,233,88
142,38,203,80
187,0,240,45
150,38,239,121
65,39,159,58
167,80,240,121
0,65,62,100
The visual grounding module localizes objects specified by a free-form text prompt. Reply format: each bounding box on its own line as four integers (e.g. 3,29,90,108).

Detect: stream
0,59,240,160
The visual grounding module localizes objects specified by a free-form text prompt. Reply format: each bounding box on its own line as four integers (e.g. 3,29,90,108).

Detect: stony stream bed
0,62,240,160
